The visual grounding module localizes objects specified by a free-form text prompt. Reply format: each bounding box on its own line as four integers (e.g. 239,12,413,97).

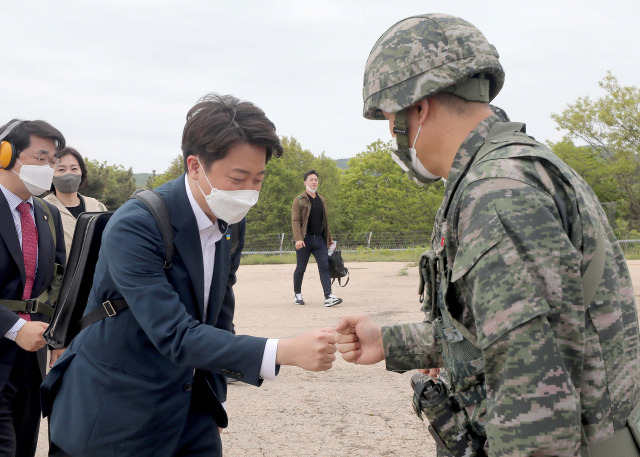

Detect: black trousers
174,379,223,456
293,234,331,296
0,350,41,457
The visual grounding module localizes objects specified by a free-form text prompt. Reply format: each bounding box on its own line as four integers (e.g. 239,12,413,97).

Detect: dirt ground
36,260,640,457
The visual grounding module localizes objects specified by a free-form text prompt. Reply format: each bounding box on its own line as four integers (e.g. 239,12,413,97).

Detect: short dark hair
52,147,89,191
429,92,484,115
181,94,283,171
0,119,66,154
303,169,318,181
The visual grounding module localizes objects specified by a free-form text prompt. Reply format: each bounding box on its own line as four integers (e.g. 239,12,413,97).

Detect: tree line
78,74,640,241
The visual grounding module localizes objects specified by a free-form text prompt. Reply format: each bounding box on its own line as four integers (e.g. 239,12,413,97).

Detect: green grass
240,247,428,265
621,243,640,260
240,244,640,265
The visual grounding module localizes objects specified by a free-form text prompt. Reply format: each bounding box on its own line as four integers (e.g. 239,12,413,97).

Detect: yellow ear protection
0,121,24,170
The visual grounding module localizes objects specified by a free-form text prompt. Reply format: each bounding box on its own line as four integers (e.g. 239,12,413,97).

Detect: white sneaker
294,293,305,305
324,294,342,307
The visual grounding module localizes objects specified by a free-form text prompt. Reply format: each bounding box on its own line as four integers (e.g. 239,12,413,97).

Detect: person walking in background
44,147,107,260
291,170,342,307
0,119,66,457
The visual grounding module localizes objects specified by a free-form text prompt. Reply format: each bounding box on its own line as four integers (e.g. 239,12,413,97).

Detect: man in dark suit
42,94,337,457
0,120,66,457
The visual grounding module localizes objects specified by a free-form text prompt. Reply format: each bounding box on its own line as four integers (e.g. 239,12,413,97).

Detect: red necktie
17,202,38,321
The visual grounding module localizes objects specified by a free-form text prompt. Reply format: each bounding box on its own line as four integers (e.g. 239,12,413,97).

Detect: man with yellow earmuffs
0,119,66,457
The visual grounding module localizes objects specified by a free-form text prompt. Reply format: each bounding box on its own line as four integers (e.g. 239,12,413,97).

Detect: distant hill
336,158,349,169
133,173,150,188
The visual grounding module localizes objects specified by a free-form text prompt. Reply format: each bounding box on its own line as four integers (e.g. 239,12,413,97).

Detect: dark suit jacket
42,176,268,457
0,189,65,388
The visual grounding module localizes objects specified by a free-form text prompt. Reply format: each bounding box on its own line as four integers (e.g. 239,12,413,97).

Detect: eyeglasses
21,152,61,169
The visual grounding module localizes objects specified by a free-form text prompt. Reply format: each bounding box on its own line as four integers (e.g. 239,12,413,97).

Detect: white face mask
305,185,317,194
194,158,259,224
13,160,55,196
391,126,440,184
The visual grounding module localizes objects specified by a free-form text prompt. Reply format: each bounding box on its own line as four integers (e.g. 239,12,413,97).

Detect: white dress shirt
184,176,278,380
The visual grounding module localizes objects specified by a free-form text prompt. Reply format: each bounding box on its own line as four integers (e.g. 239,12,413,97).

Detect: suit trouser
174,381,223,456
0,349,41,457
293,234,331,296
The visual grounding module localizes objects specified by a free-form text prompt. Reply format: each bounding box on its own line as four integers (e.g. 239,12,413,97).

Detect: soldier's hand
15,321,49,352
295,240,305,250
335,315,384,365
276,327,336,371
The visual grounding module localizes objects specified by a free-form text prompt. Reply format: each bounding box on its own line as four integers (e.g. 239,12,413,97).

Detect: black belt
0,298,54,317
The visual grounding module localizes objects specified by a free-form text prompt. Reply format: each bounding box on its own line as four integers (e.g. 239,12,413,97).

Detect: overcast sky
3,0,639,173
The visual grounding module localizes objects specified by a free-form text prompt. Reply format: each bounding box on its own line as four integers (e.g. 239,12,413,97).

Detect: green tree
247,137,316,237
549,140,621,204
82,159,137,209
338,140,444,235
147,155,184,188
551,73,640,228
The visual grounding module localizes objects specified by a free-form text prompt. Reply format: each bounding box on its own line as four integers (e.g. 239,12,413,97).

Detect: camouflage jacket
382,115,639,456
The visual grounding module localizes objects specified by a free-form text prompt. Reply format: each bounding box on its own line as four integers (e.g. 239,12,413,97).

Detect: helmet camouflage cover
363,13,505,120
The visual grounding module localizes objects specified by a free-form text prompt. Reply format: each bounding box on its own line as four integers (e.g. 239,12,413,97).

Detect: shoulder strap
131,189,174,269
73,191,174,336
34,197,56,246
442,123,538,219
298,195,303,209
581,227,606,306
230,223,240,255
471,122,536,165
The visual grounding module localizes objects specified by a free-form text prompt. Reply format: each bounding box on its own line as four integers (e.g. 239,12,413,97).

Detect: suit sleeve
455,178,582,456
104,206,267,386
291,196,303,242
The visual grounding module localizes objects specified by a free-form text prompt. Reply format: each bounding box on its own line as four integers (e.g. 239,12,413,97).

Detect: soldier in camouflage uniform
335,13,640,456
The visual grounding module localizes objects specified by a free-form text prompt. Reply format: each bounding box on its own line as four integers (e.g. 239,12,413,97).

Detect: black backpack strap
74,190,174,335
230,223,240,255
131,189,174,269
74,298,129,335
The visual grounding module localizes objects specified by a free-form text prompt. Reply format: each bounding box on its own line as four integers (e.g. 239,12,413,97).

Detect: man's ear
186,155,200,179
415,98,430,126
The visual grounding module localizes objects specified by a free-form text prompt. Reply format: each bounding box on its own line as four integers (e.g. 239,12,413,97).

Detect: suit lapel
0,191,26,284
33,199,54,296
168,177,205,321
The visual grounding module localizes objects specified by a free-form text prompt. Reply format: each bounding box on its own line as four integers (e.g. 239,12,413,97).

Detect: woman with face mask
44,147,107,260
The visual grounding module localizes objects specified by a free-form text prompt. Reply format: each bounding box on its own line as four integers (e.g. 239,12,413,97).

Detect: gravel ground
36,260,640,456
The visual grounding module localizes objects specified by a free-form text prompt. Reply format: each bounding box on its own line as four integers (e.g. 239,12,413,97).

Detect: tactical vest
418,121,640,456
419,123,541,442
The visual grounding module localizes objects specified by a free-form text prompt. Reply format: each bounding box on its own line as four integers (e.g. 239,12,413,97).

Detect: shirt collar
0,181,34,210
184,174,214,232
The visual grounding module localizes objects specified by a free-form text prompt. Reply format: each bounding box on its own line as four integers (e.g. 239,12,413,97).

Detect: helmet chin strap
392,109,412,167
392,109,439,185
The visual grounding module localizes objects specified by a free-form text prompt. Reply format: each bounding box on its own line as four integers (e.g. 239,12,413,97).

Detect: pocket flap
451,211,504,283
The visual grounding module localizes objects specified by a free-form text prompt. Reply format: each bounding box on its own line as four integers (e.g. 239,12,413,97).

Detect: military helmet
363,13,505,120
